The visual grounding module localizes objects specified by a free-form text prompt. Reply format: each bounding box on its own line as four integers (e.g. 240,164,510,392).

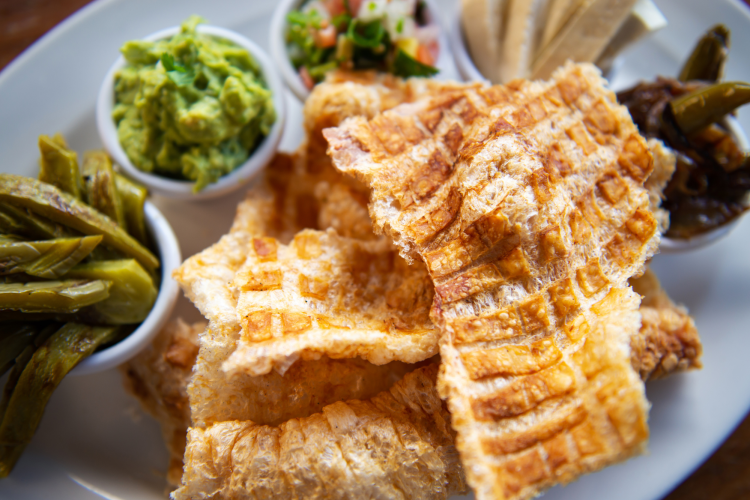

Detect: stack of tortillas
461,0,667,84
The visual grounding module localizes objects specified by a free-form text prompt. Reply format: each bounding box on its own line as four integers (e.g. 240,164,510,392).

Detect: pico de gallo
286,0,441,88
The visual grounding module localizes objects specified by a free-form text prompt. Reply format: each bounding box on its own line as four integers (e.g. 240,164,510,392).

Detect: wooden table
1,0,749,498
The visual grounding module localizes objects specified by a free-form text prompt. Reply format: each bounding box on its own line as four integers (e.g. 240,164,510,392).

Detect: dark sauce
617,78,749,238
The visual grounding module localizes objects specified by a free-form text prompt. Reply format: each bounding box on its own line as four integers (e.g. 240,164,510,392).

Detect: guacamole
112,16,275,191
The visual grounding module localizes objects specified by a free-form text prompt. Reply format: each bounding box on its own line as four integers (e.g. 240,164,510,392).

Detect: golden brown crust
223,228,438,376
172,363,469,500
629,267,702,380
121,319,204,486
326,62,658,500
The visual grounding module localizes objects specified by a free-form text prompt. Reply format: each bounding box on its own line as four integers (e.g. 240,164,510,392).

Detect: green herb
332,13,352,30
309,61,340,81
160,53,195,87
396,18,404,34
392,49,438,78
347,19,385,49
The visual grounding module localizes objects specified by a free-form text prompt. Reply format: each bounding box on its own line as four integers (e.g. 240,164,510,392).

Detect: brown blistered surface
224,227,438,375
121,318,204,487
173,363,469,500
171,77,451,433
326,62,659,500
629,267,702,381
172,158,426,429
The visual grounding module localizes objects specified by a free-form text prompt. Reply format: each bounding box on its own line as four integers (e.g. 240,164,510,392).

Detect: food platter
0,0,749,499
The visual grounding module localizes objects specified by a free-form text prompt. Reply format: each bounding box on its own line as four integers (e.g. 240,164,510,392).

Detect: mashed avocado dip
113,16,275,192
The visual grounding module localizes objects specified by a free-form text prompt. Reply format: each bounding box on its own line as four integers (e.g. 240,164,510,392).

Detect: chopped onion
415,24,439,45
357,0,387,22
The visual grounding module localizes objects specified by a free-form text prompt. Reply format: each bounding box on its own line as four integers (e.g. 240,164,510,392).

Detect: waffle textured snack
224,228,437,376
171,76,466,427
172,170,419,427
127,277,699,491
326,62,660,499
172,363,469,500
122,318,204,486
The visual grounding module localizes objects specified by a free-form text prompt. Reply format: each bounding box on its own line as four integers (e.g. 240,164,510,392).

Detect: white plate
0,0,748,499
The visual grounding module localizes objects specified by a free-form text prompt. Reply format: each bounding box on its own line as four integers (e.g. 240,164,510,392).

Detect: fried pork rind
124,321,420,490
629,267,702,380
645,138,677,233
190,320,418,427
122,318,204,486
174,77,457,384
326,62,659,500
222,228,438,376
172,363,469,500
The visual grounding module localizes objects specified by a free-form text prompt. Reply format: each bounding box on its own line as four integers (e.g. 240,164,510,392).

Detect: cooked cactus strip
38,134,82,200
65,259,156,324
0,236,102,279
0,279,111,313
115,174,149,246
82,151,126,229
0,324,45,377
0,203,71,240
0,323,119,477
0,174,158,271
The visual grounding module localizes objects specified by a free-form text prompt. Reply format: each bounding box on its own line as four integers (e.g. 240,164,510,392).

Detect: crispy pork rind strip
629,267,702,380
122,319,204,486
189,320,418,428
172,78,459,430
172,157,420,427
223,228,439,376
326,62,659,500
172,363,469,500
645,138,677,233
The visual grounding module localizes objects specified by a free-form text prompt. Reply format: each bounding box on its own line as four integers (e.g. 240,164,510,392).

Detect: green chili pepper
678,24,730,83
664,82,750,137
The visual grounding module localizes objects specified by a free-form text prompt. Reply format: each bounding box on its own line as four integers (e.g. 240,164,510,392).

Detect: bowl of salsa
271,0,453,101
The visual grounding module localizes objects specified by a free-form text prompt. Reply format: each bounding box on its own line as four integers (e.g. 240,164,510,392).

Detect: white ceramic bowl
271,0,455,101
96,25,285,200
448,14,487,83
659,117,749,253
449,11,621,83
71,201,181,375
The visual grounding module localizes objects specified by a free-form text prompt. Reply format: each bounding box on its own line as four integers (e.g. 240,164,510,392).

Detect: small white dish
449,11,621,83
96,25,286,200
71,201,181,375
660,117,749,253
449,14,487,83
271,0,455,102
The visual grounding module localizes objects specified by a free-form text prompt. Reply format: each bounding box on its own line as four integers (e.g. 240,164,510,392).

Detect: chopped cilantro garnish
160,53,195,86
392,49,438,78
347,19,385,48
332,13,352,30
